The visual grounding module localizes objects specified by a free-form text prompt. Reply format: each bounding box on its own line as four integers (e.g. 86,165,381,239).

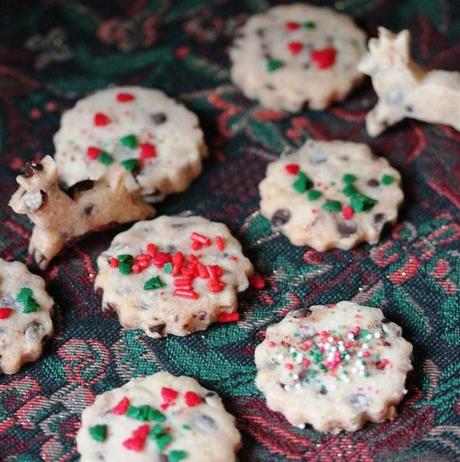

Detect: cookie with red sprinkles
77,371,241,461
94,216,253,338
259,140,403,250
229,4,366,111
0,258,54,374
54,86,207,202
255,301,413,433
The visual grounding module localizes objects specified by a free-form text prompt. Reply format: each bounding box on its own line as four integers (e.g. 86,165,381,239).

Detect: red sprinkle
109,257,119,268
288,41,304,55
184,391,203,407
153,252,171,268
285,163,300,175
215,235,225,251
250,274,265,289
112,397,130,415
173,289,199,300
286,21,300,31
174,277,194,288
86,146,102,160
0,308,13,319
311,47,337,69
139,142,157,160
207,265,223,280
342,205,354,220
218,312,240,323
191,241,202,251
131,264,141,273
116,92,135,102
197,263,209,279
285,363,294,370
191,232,211,246
122,424,150,452
208,280,225,293
94,112,111,126
172,252,184,276
161,387,179,403
147,243,157,256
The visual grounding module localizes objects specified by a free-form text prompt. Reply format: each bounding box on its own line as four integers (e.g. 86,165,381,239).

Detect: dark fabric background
0,1,459,461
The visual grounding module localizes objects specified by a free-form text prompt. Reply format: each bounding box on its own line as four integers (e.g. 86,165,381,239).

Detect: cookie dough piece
359,28,460,136
9,156,154,270
255,301,413,432
77,372,241,462
230,4,366,111
0,258,54,374
95,216,253,338
54,86,207,201
259,140,403,250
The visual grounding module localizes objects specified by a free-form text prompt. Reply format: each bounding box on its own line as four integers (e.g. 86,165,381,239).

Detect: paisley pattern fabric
0,1,459,460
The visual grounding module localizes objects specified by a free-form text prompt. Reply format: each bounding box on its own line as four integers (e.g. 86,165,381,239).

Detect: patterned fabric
0,1,459,460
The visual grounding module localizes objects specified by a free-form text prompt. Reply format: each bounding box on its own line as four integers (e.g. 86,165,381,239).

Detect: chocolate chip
171,221,185,228
349,393,369,411
84,205,94,216
65,179,95,199
319,386,328,395
337,220,357,236
340,156,349,161
150,112,167,125
25,321,45,341
265,84,275,90
367,179,379,187
373,213,386,231
95,287,104,298
290,308,311,318
382,318,390,323
149,323,166,335
271,209,291,228
205,391,216,400
406,105,413,112
194,414,216,431
166,245,176,253
198,311,207,321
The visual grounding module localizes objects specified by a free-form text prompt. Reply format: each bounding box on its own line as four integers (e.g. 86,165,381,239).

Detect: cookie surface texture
0,258,54,374
54,86,207,201
259,140,403,250
77,371,242,462
95,216,253,338
255,301,413,432
230,4,366,111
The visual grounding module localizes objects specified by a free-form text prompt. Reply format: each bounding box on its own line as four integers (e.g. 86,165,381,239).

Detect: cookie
230,4,366,111
259,140,403,250
0,258,54,374
76,372,241,462
255,301,413,432
359,27,460,136
95,216,253,338
9,156,154,270
54,86,207,201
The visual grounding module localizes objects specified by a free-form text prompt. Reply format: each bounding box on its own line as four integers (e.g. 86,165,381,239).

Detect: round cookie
0,258,54,374
259,140,403,250
77,372,241,462
255,301,413,433
230,4,366,111
95,216,253,338
54,86,207,201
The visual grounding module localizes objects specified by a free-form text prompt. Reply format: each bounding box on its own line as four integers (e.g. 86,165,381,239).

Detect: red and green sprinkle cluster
0,288,40,319
88,386,204,460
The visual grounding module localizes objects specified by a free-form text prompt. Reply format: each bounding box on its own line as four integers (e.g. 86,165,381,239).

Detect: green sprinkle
119,261,133,275
307,189,322,201
89,424,107,442
342,183,358,197
98,151,114,165
322,200,342,213
144,276,167,291
149,424,165,439
16,288,33,303
350,195,377,212
23,298,40,313
303,21,316,29
156,433,173,451
120,158,140,172
169,451,188,462
267,58,285,72
342,173,357,184
120,134,138,149
182,424,192,431
117,254,133,262
381,174,395,185
292,171,313,193
163,262,173,274
148,408,166,422
126,405,142,419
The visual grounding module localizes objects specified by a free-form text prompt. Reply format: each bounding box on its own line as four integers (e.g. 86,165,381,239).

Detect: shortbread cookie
359,28,460,136
77,372,241,462
230,4,366,111
255,301,413,432
9,156,154,270
95,216,253,338
259,140,403,250
0,258,54,374
54,86,207,201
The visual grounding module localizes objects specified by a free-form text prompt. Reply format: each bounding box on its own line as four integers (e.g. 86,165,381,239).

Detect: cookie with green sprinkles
230,4,366,111
259,140,403,251
76,371,241,461
0,258,54,375
255,301,413,433
54,86,207,202
95,216,253,338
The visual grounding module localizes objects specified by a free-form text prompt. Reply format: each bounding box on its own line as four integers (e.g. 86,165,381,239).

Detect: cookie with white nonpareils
230,4,366,111
0,258,54,374
95,216,253,338
77,372,241,462
54,86,207,202
255,301,413,433
259,140,403,250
